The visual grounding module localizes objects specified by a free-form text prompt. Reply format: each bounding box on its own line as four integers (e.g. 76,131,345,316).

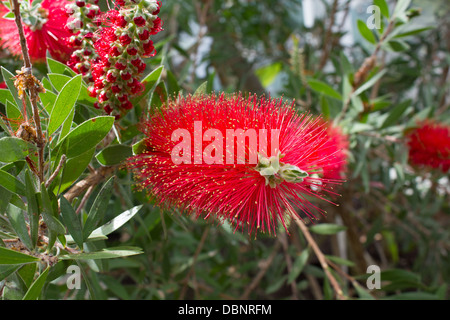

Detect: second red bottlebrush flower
127,94,346,236
0,0,74,63
406,120,450,173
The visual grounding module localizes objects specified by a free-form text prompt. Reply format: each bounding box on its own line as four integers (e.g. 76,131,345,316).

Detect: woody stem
11,0,45,183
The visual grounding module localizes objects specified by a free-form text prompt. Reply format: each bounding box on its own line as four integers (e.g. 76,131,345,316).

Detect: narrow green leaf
0,169,26,196
0,89,15,108
353,69,387,97
40,184,66,235
24,170,39,248
0,265,20,281
22,266,49,300
357,19,377,44
255,62,282,87
307,79,342,100
59,247,143,260
95,144,132,166
373,0,389,18
131,65,163,105
380,100,410,129
60,196,84,249
0,137,35,163
48,74,82,135
149,81,167,115
166,69,180,97
83,176,115,240
18,263,37,288
87,205,143,240
56,116,115,159
288,249,309,284
132,139,146,155
393,0,411,18
6,205,33,250
46,57,77,77
1,67,25,110
310,223,347,235
0,246,39,265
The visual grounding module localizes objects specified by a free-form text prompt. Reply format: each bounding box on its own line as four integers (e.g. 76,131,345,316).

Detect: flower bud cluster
90,0,162,118
65,0,102,83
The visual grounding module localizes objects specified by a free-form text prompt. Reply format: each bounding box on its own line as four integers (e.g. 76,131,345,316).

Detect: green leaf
1,67,24,109
393,0,411,19
353,69,387,96
60,196,84,249
0,246,39,265
307,79,342,100
193,81,208,97
66,205,143,243
166,69,180,97
288,249,309,284
131,66,163,105
83,176,115,240
18,263,37,288
380,100,410,129
325,255,356,267
393,27,434,38
6,205,33,250
46,57,77,77
57,116,115,159
357,19,376,44
386,39,410,52
0,88,14,106
0,137,35,163
48,74,82,135
0,265,20,281
95,144,132,166
59,247,143,260
38,90,57,114
0,169,26,196
373,0,389,18
40,184,66,235
24,170,39,248
57,149,94,193
132,139,146,155
149,81,167,115
309,223,347,235
22,266,49,300
89,205,142,240
255,62,282,87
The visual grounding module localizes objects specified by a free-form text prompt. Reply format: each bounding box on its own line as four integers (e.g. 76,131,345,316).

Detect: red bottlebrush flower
406,121,450,173
0,0,74,63
127,94,344,236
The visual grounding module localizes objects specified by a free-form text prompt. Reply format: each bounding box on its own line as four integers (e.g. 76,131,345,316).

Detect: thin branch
179,226,210,299
45,154,67,188
293,215,346,300
11,0,45,183
240,241,282,300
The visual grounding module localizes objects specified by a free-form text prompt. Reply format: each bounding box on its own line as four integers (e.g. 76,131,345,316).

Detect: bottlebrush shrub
0,0,74,62
406,120,450,173
67,0,163,118
126,94,346,236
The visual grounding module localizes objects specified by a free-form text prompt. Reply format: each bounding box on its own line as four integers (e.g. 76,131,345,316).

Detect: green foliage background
0,0,449,300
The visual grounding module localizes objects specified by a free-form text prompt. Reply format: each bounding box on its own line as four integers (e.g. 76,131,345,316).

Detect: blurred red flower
0,0,74,63
407,120,450,173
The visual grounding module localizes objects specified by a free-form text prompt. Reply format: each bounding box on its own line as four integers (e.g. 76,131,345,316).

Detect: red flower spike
126,94,345,236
